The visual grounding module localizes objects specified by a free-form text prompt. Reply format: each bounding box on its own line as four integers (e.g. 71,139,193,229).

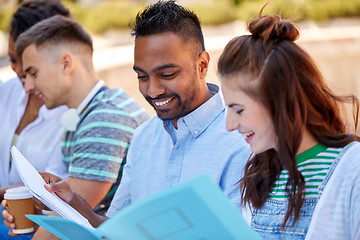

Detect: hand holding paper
10,146,92,228
41,172,75,204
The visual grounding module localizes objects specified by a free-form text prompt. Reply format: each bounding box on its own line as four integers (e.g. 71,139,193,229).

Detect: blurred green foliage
304,0,360,20
64,1,143,33
0,5,15,32
0,0,359,34
191,1,238,25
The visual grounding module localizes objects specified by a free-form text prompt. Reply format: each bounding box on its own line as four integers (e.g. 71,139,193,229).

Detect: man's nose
23,78,35,94
147,78,165,99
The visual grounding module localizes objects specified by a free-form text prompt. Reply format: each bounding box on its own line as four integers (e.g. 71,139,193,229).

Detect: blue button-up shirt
107,83,250,217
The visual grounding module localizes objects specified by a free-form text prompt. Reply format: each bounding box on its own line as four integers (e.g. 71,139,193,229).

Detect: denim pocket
251,199,317,240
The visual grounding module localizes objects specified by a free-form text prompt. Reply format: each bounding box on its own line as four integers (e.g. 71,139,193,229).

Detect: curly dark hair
131,0,205,53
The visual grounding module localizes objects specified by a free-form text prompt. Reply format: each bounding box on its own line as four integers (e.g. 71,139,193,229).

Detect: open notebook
11,146,260,240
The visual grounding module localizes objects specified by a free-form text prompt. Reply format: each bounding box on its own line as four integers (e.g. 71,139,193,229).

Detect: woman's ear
198,51,210,80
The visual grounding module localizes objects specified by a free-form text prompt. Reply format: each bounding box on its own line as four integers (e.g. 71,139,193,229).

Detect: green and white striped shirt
269,144,342,199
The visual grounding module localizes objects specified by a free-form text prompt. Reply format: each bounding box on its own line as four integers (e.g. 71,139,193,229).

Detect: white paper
11,146,92,228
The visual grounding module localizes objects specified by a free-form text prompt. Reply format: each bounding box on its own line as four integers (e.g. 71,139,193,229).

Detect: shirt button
171,144,174,149
194,131,198,134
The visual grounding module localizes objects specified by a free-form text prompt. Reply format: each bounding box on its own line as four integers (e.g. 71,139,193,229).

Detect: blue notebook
27,175,260,240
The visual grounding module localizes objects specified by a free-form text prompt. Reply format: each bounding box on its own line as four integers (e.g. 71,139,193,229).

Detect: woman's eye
236,109,243,115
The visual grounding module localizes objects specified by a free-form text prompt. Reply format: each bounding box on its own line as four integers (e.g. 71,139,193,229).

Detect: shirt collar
38,104,67,120
79,86,109,120
163,83,225,138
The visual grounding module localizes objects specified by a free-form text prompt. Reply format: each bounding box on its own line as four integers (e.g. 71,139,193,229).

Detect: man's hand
40,172,75,203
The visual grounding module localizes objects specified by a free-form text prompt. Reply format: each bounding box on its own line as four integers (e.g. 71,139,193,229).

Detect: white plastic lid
12,227,35,234
4,186,33,200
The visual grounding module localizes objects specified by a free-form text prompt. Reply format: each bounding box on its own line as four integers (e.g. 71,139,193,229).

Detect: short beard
146,93,194,121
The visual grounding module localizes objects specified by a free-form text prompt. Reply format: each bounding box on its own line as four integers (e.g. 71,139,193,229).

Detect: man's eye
160,73,176,79
137,75,148,81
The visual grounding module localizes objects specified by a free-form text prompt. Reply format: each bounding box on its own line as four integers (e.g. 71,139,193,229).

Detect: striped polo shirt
269,144,342,199
62,88,150,214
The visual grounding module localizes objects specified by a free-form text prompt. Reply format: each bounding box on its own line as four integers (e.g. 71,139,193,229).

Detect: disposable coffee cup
4,186,35,234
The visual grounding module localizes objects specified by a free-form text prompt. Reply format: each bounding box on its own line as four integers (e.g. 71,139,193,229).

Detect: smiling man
130,1,212,126
133,32,212,127
105,0,251,216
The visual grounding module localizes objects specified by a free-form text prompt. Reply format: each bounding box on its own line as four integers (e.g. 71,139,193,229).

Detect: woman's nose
226,110,239,132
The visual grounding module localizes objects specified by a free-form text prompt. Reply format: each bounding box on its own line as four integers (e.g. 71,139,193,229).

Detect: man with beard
105,0,250,216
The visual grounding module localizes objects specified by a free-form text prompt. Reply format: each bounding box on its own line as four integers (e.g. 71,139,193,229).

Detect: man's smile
153,97,174,107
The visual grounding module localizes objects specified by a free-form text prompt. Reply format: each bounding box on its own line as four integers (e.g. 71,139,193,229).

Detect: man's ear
198,51,210,80
61,53,74,76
